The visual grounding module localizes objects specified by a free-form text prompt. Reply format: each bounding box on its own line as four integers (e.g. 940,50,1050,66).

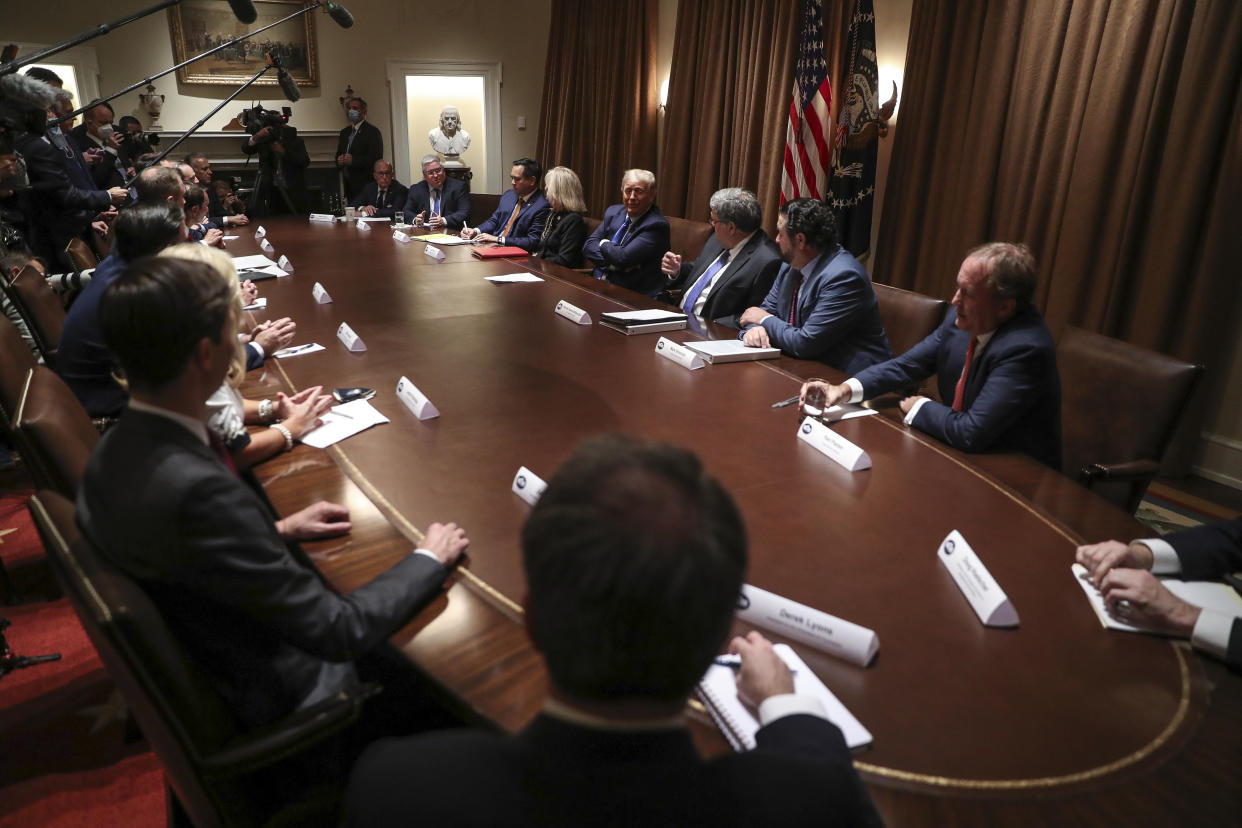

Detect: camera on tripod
239,104,292,137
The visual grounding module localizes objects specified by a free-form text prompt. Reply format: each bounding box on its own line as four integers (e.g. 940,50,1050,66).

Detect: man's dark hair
2,249,42,275
114,203,183,262
100,256,232,393
118,115,141,130
522,435,747,704
89,101,114,118
513,157,542,184
133,165,182,205
24,67,63,87
184,152,208,166
968,241,1038,310
779,197,839,251
184,183,207,210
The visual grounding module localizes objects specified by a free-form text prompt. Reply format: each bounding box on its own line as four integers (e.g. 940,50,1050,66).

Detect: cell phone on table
333,387,375,403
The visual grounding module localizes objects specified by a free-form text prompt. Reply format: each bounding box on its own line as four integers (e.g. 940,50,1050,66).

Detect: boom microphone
277,66,301,103
227,0,258,24
324,2,355,28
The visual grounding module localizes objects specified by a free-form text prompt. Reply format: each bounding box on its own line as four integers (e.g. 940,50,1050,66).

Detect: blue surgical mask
347,110,361,124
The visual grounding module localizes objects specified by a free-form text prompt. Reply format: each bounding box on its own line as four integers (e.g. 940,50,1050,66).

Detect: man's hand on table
277,501,352,540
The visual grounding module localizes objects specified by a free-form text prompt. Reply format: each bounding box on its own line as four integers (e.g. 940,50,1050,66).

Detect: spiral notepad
695,643,872,752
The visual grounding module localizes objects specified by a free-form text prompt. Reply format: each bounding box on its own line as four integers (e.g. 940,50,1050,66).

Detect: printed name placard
259,238,275,254
424,245,446,261
511,466,548,507
392,229,411,243
937,530,1019,628
309,213,336,223
395,376,440,420
278,254,294,273
336,322,366,352
356,218,371,231
254,225,267,239
795,416,871,471
654,336,705,370
737,583,879,667
554,300,591,325
311,282,332,303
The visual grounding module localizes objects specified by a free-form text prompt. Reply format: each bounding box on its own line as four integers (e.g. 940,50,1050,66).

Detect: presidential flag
780,0,833,204
829,0,883,257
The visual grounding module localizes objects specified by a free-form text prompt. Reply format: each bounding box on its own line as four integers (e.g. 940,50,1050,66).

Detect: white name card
424,245,446,261
555,300,591,325
511,466,548,507
356,218,371,231
737,583,879,667
937,530,1019,628
654,336,705,370
395,376,440,420
259,238,275,254
254,225,267,239
309,213,336,223
336,322,366,352
278,254,294,273
311,282,332,304
392,229,411,243
796,416,871,471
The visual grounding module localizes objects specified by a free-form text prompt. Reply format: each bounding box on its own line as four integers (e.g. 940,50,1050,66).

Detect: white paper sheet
271,343,325,359
300,399,390,448
485,273,544,283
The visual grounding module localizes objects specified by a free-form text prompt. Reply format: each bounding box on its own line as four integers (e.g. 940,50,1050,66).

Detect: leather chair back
12,366,99,499
666,216,712,261
5,264,65,366
874,283,947,357
65,237,99,273
1058,326,1203,512
467,193,501,229
0,315,37,429
584,216,602,236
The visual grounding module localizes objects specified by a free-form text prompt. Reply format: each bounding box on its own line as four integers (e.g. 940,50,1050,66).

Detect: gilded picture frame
167,0,318,87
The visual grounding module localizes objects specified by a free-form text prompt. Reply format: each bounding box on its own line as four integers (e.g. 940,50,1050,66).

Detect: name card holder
259,238,275,254
309,213,336,223
311,282,332,303
424,245,446,261
278,254,294,273
796,417,871,471
336,323,366,352
511,466,548,507
654,336,705,370
356,218,371,231
393,229,411,243
254,225,267,239
396,376,440,420
555,300,591,325
937,530,1020,628
737,583,880,667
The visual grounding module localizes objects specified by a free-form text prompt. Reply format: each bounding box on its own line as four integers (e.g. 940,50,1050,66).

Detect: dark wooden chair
666,215,712,261
466,193,501,229
27,490,375,828
1058,326,1203,513
873,283,947,357
4,264,65,367
11,366,99,500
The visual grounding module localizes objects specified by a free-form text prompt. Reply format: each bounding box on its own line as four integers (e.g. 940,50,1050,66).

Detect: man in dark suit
1076,518,1242,670
660,187,781,323
804,241,1061,468
345,435,881,827
78,254,470,733
460,157,550,251
739,198,891,374
402,154,470,230
335,97,383,202
583,169,671,297
241,114,309,217
68,101,127,190
349,159,408,219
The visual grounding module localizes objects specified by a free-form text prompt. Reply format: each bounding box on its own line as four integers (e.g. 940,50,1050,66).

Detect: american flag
781,0,833,204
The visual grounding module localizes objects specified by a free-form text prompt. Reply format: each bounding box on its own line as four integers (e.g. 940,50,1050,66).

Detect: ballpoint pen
771,395,800,408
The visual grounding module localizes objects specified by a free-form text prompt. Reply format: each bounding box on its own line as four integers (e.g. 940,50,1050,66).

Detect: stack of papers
684,339,779,363
599,309,688,335
231,254,285,280
420,233,472,245
300,399,390,449
485,273,544,283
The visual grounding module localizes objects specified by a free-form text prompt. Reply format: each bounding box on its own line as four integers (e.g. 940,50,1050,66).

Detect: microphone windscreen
327,3,355,28
278,68,301,103
227,0,258,23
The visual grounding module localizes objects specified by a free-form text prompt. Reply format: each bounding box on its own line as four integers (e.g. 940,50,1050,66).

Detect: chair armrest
1080,460,1161,483
199,682,381,778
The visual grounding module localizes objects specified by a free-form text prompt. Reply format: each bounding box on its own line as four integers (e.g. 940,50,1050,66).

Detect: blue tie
681,250,731,313
431,190,440,216
611,216,631,244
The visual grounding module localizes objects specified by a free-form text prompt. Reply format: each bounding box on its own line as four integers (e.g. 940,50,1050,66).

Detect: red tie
787,271,804,325
209,431,239,476
952,336,978,412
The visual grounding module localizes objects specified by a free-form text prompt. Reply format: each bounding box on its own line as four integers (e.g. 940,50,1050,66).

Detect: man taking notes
460,157,549,250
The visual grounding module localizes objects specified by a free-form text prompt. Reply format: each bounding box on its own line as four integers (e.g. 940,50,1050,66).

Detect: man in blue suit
738,198,891,374
460,157,549,251
582,169,670,297
803,242,1061,468
349,159,408,219
402,155,470,230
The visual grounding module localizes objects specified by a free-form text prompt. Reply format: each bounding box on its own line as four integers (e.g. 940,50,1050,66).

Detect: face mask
46,119,62,137
347,110,361,123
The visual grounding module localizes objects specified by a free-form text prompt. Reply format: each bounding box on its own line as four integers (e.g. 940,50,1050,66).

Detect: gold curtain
536,0,660,215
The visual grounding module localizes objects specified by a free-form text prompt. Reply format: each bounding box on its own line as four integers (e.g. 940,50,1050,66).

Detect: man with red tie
801,242,1062,468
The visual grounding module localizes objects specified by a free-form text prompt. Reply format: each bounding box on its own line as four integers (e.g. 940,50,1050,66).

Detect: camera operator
116,116,154,176
240,105,308,217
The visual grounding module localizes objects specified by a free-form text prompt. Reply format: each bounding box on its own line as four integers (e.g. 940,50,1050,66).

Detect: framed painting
168,0,318,87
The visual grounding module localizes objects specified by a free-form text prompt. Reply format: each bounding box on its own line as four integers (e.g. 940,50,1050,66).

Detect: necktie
611,217,631,245
377,189,386,208
208,431,239,476
952,336,979,412
787,270,804,325
501,198,525,238
431,189,440,216
682,250,731,313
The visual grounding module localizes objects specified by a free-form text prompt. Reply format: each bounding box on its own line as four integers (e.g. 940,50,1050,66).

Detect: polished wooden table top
237,219,1240,824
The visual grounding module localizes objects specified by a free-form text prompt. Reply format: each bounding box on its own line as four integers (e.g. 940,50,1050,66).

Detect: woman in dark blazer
532,166,587,267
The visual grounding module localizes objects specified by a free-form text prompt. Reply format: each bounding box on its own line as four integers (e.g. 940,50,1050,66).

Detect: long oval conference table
234,218,1240,825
